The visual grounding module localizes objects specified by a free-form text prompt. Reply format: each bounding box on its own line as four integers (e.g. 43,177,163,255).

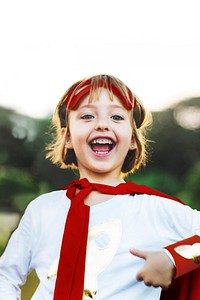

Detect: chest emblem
47,219,122,299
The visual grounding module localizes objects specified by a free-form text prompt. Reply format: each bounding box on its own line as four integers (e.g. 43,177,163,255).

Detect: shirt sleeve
163,201,200,278
164,235,200,278
0,203,36,300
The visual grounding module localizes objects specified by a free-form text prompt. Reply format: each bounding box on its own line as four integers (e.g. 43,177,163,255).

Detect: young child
0,74,200,300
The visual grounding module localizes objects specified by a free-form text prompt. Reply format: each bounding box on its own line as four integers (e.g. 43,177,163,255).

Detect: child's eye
81,114,95,120
111,115,124,121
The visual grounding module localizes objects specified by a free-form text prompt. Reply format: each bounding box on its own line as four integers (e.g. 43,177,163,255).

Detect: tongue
92,144,110,153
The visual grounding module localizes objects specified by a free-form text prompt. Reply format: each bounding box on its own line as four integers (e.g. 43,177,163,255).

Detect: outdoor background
0,96,200,298
0,0,200,299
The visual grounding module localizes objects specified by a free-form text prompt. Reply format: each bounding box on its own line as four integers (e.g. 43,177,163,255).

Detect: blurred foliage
0,107,78,214
149,98,200,179
0,167,38,208
177,161,200,209
0,97,200,215
126,169,180,196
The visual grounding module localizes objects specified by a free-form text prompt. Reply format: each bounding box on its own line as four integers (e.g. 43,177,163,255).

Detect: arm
130,234,200,289
0,205,35,299
130,200,200,289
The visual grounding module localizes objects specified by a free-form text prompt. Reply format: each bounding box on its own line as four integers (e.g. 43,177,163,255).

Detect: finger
136,271,144,282
136,271,152,286
129,249,148,259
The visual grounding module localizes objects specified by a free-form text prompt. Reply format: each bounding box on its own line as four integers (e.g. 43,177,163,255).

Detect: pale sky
0,0,200,118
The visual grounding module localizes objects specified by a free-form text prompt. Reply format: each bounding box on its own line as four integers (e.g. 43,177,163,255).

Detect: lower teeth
95,151,109,154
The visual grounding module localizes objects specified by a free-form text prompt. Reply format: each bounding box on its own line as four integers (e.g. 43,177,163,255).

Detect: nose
95,117,110,131
96,125,109,131
95,124,110,131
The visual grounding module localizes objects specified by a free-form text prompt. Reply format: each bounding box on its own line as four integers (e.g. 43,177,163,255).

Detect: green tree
150,98,200,179
178,161,200,210
0,167,38,211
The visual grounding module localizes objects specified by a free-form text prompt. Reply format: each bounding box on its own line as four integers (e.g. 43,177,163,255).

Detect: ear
61,127,73,149
65,134,73,149
129,136,137,150
61,127,66,136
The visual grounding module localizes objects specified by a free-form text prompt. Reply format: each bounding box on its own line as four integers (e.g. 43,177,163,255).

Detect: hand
130,249,176,289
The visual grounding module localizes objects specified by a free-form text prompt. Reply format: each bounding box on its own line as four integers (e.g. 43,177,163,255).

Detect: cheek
70,127,88,147
122,124,133,139
127,122,134,139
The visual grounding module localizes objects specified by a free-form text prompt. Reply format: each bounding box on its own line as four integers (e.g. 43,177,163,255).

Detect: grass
21,271,39,299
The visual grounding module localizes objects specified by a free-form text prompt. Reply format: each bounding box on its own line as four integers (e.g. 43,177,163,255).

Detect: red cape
161,270,200,300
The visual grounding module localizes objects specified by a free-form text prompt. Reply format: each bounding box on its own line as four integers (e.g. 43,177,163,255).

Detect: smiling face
66,88,136,183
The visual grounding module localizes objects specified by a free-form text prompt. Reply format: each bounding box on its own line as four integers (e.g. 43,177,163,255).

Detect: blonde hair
46,74,152,174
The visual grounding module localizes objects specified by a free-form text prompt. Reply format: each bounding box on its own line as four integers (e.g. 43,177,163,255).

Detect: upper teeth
91,138,113,144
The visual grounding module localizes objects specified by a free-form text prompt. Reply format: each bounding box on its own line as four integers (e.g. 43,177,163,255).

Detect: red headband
64,79,135,110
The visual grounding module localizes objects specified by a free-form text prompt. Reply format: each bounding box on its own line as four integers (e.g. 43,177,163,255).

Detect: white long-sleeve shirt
0,190,200,300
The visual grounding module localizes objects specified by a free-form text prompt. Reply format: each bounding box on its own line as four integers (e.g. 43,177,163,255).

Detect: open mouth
89,138,115,154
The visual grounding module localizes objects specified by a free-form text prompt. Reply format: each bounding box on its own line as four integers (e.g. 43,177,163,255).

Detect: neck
79,171,125,186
